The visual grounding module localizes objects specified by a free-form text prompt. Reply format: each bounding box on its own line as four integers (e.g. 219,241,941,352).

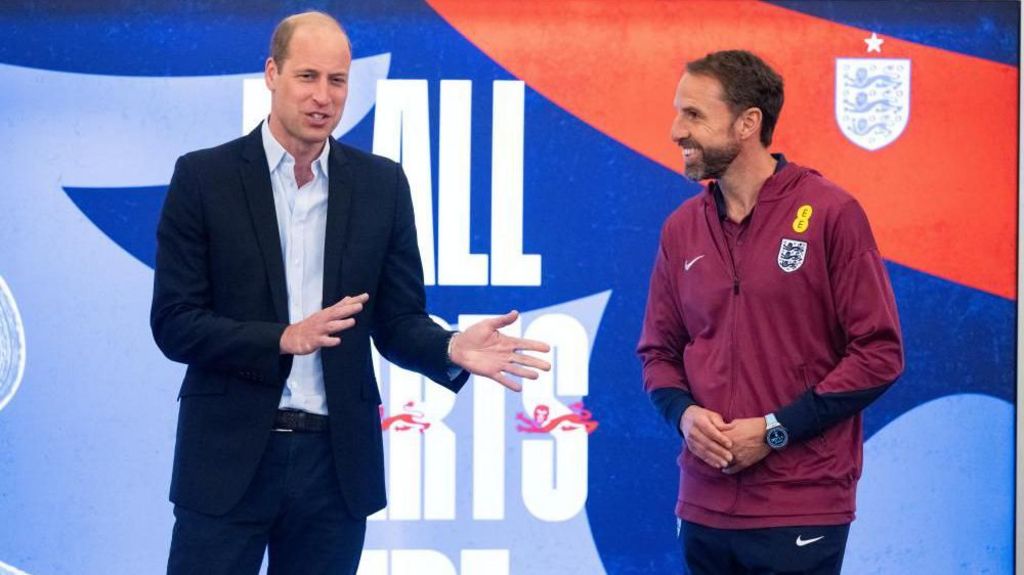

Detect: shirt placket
286,163,305,325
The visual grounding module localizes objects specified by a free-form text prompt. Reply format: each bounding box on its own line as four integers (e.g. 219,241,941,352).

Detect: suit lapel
240,127,289,323
322,139,353,305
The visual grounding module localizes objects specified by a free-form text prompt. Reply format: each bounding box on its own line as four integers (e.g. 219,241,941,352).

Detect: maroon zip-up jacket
638,158,903,529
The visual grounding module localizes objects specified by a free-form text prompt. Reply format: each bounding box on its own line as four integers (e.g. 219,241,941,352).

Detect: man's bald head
270,11,351,69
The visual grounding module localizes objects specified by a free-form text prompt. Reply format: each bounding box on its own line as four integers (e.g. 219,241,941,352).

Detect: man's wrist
279,324,293,354
648,389,696,437
764,412,789,450
445,331,460,367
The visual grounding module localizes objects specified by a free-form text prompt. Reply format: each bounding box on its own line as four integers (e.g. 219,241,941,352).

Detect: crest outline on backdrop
835,57,911,151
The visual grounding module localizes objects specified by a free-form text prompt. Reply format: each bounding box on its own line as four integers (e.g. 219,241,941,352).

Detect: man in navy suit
151,11,550,575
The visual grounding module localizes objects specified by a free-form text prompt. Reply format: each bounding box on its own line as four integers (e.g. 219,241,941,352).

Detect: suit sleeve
150,155,289,383
637,223,695,434
371,165,468,393
776,199,904,441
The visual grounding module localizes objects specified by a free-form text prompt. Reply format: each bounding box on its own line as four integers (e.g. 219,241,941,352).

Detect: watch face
767,427,789,449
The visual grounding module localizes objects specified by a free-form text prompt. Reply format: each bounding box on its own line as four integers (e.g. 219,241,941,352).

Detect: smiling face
264,19,351,159
670,72,742,181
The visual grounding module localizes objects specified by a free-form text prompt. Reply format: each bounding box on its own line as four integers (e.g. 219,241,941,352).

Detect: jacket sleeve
638,224,696,434
150,155,289,383
371,165,468,393
776,199,904,441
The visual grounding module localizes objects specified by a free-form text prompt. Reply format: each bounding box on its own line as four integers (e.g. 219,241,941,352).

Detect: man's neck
717,149,777,223
268,118,325,168
267,117,325,188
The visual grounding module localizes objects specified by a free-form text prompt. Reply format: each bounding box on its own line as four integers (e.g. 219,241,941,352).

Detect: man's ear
735,107,763,142
264,57,278,91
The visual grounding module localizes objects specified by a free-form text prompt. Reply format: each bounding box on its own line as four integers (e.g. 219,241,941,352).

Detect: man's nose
312,79,330,105
670,116,689,143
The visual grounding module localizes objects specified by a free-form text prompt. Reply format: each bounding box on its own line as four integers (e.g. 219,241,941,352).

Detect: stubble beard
684,140,741,181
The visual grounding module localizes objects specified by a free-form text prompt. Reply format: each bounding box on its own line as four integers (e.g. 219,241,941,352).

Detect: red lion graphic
516,401,598,435
380,401,431,433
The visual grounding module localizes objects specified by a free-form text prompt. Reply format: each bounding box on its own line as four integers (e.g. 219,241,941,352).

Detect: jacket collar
707,153,804,217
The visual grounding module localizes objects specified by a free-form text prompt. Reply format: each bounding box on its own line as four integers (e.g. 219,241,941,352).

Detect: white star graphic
865,32,884,53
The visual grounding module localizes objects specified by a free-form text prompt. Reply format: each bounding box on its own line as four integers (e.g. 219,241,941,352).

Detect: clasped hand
679,406,771,475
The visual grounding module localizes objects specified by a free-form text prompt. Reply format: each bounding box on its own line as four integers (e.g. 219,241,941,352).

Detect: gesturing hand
448,310,551,392
280,293,369,355
680,405,735,469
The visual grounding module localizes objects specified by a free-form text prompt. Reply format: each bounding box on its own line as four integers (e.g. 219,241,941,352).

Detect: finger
686,442,715,467
491,372,522,392
708,455,730,469
327,302,364,320
319,335,341,348
700,440,734,465
486,310,520,330
509,337,551,354
510,353,550,371
502,364,540,380
333,293,369,308
722,459,749,475
689,443,729,469
708,412,737,432
696,421,733,449
698,417,734,449
690,429,734,463
325,318,356,333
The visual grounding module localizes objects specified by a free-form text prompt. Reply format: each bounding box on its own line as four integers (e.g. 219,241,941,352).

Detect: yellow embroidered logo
792,204,813,233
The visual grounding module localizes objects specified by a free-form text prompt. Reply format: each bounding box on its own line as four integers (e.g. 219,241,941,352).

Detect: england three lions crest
778,239,807,273
836,58,911,151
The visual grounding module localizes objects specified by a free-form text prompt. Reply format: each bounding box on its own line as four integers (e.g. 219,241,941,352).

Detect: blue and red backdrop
0,2,1017,574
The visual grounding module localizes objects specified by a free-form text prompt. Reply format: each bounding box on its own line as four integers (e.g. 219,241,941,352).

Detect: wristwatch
764,413,789,450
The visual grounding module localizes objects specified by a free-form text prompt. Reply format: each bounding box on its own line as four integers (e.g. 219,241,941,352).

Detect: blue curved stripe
63,186,166,268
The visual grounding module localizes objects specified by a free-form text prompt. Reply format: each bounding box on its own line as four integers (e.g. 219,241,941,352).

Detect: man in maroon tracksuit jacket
637,50,904,574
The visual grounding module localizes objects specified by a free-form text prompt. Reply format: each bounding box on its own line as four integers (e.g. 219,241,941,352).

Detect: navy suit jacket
151,126,468,517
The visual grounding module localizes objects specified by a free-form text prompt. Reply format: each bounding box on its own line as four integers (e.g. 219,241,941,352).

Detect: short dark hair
686,50,784,146
270,11,350,68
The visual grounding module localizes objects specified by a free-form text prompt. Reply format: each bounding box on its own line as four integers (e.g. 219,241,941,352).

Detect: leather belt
272,409,329,433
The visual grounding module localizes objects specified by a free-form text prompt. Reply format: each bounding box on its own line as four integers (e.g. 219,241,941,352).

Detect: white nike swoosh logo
684,255,705,271
795,535,825,547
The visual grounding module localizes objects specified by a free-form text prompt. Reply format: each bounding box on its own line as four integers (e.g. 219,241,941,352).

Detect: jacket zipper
706,198,745,510
724,226,742,512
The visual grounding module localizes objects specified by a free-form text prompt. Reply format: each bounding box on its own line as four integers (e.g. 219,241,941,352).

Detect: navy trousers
167,431,366,575
679,520,850,575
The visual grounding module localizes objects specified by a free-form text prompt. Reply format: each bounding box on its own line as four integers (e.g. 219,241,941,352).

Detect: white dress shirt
262,120,331,415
